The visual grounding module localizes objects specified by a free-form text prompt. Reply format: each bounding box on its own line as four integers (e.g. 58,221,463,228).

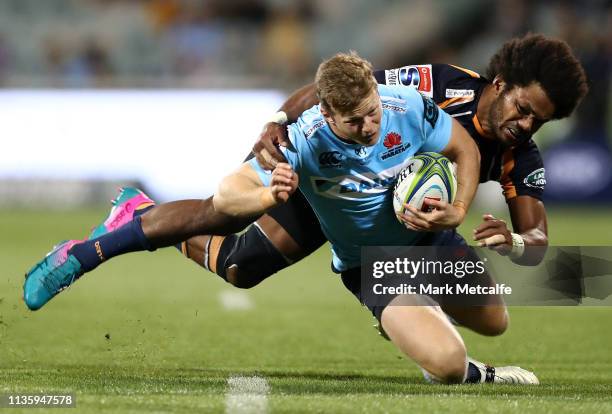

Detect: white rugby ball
393,152,457,221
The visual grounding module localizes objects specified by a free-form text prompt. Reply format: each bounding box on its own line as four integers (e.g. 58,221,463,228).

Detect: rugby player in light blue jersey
248,81,460,274
213,52,536,384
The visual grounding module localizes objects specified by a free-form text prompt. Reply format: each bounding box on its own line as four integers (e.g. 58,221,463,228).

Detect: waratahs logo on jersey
383,132,402,149
310,161,413,200
384,65,433,97
380,132,411,161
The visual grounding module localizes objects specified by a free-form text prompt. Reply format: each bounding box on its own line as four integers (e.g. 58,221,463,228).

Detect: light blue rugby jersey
250,84,452,271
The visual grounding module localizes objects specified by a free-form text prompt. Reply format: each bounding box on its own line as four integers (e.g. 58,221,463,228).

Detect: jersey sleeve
394,86,452,153
247,125,302,187
417,93,452,152
499,140,546,201
375,63,483,105
378,84,452,153
373,64,434,98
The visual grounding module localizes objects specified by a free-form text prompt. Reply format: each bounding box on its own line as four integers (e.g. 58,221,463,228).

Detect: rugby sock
132,204,182,253
70,216,154,272
464,361,482,383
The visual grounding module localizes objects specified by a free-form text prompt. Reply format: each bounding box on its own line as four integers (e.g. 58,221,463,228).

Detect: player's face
324,88,382,146
488,82,555,147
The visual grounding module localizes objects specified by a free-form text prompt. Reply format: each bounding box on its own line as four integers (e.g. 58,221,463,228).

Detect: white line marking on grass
219,290,254,311
225,376,269,414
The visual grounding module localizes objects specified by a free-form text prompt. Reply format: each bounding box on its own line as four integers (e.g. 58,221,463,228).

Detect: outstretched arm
213,162,298,217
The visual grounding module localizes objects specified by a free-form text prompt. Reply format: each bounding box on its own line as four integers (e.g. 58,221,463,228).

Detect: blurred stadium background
0,1,611,413
0,0,610,206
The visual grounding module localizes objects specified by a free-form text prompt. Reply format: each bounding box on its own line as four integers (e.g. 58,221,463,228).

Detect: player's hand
253,122,290,170
397,199,466,232
269,163,298,204
473,214,512,255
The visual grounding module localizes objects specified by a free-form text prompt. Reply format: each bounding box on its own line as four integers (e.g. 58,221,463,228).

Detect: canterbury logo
319,151,346,166
95,241,105,262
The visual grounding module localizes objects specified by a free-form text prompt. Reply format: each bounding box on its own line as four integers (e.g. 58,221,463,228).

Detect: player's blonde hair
315,51,377,114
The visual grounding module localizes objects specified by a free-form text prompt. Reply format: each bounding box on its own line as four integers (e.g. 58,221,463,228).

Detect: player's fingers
272,185,292,198
473,220,504,235
482,213,496,220
272,166,292,177
263,134,286,162
274,124,291,148
272,176,292,186
474,227,506,241
275,162,291,170
476,234,506,247
423,198,447,210
260,148,279,170
399,213,431,231
404,204,428,220
396,215,423,231
254,151,274,170
275,191,289,203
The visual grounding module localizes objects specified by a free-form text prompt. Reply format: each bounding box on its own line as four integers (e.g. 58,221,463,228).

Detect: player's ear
320,106,336,125
492,75,505,94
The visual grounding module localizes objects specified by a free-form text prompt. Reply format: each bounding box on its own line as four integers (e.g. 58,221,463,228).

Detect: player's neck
475,84,495,137
328,122,357,145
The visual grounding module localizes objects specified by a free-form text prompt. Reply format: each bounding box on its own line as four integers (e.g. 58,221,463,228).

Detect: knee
225,267,262,289
478,307,509,336
421,342,467,384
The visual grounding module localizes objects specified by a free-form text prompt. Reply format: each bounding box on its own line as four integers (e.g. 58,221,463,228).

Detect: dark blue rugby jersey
374,64,546,201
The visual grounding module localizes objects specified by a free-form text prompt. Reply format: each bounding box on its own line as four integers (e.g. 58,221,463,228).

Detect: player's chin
361,132,379,146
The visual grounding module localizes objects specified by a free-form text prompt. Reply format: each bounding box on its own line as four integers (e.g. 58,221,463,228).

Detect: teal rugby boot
23,240,84,310
88,187,155,239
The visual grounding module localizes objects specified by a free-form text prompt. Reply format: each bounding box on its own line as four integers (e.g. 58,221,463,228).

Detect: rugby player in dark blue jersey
178,34,587,311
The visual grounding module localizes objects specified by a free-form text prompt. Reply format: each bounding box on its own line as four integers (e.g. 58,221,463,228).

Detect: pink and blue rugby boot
23,240,84,310
88,187,155,239
23,187,155,310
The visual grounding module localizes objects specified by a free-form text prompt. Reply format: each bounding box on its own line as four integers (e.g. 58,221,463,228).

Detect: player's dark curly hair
486,34,588,119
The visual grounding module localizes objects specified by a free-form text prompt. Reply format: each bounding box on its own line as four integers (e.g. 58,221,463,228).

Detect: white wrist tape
267,111,288,125
509,232,525,259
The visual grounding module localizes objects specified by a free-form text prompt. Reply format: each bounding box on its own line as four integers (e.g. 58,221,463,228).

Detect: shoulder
431,64,488,104
378,84,423,110
291,105,326,141
375,64,435,97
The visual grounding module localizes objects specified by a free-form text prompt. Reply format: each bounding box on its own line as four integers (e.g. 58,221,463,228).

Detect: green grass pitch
1,207,611,413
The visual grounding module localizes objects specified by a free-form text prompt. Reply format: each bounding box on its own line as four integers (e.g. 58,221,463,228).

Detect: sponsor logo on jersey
382,102,407,113
305,119,326,138
384,65,433,97
355,146,367,157
311,159,414,200
311,174,393,200
380,142,411,161
421,94,439,128
319,151,346,168
380,132,411,160
445,89,475,98
523,167,546,189
383,132,402,149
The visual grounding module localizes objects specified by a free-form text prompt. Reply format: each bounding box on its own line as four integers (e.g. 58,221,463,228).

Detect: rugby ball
393,152,456,220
